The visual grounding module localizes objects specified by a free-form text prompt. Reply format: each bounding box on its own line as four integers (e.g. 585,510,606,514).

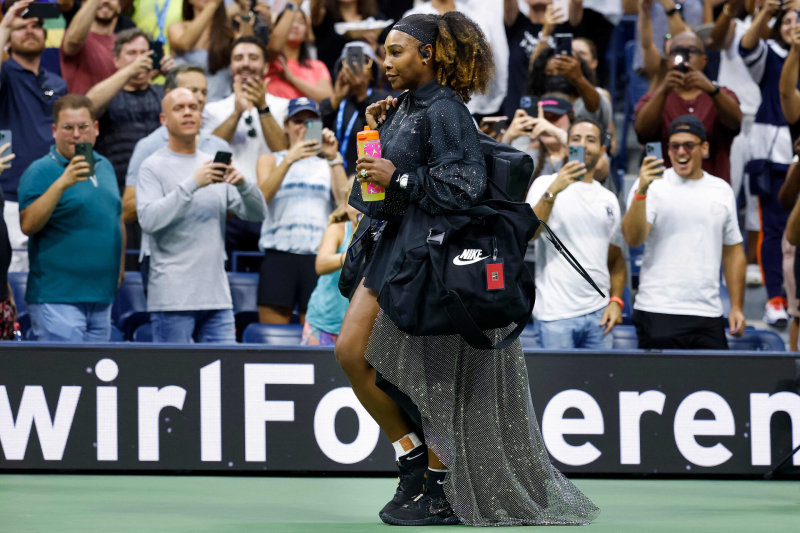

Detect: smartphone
519,95,537,116
345,45,365,72
672,48,690,73
645,142,664,176
304,119,323,147
149,40,164,68
554,33,573,56
213,151,232,166
0,130,11,154
73,142,95,176
645,141,663,161
22,2,61,19
568,145,585,180
551,0,569,24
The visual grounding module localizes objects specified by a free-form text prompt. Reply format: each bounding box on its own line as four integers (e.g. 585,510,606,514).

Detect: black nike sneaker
379,447,428,518
379,492,460,526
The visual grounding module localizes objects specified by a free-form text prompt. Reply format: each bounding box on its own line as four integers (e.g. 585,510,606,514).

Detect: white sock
392,432,423,460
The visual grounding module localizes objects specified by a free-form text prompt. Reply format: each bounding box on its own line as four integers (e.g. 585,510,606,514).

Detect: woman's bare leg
334,279,414,441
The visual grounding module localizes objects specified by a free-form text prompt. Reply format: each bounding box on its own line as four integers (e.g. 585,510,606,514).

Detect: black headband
392,14,437,46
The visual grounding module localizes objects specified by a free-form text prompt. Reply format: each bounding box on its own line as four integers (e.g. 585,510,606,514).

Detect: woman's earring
422,59,429,65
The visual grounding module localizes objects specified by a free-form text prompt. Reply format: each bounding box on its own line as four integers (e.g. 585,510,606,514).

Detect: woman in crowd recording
266,6,333,102
319,41,390,172
311,0,383,74
255,97,348,325
168,0,236,102
740,1,799,327
301,180,360,346
334,12,598,527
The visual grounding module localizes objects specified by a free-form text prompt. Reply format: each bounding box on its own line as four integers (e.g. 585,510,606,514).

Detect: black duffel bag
377,187,539,350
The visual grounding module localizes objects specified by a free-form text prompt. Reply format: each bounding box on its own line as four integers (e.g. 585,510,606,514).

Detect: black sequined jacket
350,80,488,293
348,80,487,220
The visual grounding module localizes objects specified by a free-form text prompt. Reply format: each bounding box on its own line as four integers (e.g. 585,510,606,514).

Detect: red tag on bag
486,260,505,291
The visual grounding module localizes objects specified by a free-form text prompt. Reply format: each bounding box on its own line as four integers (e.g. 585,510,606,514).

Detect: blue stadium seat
112,272,149,340
132,323,153,342
242,323,303,345
518,325,538,350
109,325,124,342
727,328,785,351
612,324,639,349
228,272,259,341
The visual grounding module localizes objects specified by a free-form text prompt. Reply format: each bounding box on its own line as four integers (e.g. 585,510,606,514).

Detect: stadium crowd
0,0,798,350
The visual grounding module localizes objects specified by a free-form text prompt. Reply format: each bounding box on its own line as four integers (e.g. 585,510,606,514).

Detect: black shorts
257,250,318,311
632,310,728,350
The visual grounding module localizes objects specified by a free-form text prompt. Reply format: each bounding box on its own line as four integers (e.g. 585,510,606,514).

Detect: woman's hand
286,139,320,164
365,95,398,129
320,128,339,160
501,109,536,144
0,144,15,176
355,156,396,189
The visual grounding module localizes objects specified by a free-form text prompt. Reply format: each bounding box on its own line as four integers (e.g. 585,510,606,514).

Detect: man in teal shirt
18,94,124,341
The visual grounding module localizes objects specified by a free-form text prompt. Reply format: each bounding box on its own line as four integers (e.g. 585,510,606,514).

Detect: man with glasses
17,94,123,341
623,115,747,349
526,118,627,349
203,36,288,264
634,30,742,184
0,0,68,271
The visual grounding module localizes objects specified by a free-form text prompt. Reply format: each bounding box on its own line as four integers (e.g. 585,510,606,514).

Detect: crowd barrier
1,344,799,478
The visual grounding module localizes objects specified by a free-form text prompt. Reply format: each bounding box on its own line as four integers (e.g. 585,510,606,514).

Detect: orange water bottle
357,127,385,201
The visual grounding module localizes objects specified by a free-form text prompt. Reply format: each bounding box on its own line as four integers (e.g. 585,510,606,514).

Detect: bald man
135,87,268,343
123,66,231,291
634,30,742,184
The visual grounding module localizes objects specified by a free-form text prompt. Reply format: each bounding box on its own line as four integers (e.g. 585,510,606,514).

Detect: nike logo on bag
436,479,446,485
452,249,489,266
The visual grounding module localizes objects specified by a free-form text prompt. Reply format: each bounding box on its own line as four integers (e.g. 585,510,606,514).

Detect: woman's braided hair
430,12,494,103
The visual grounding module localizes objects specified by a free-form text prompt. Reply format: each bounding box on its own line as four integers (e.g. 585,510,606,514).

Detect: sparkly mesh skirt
365,311,599,526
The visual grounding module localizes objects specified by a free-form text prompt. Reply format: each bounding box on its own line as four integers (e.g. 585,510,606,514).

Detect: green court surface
0,475,799,532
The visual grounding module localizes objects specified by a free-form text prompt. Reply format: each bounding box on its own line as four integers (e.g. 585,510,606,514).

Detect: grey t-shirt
136,148,268,312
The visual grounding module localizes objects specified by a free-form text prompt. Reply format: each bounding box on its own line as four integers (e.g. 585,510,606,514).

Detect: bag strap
428,245,537,350
538,221,606,298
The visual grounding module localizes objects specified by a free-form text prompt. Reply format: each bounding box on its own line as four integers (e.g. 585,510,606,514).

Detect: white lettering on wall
244,364,314,462
750,392,800,466
314,387,380,464
674,391,734,467
0,385,81,460
95,358,119,461
619,390,666,465
200,361,222,462
137,386,187,461
542,389,604,466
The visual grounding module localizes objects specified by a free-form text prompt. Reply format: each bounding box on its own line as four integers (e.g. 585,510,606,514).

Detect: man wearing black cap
622,115,747,349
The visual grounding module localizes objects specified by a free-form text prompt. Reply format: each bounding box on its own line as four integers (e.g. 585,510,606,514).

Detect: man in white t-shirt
527,118,627,349
203,36,288,259
622,115,747,349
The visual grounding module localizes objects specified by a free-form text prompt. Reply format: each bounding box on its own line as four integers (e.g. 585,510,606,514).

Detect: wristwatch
542,191,556,204
708,81,721,98
665,3,682,17
257,105,271,116
398,173,411,190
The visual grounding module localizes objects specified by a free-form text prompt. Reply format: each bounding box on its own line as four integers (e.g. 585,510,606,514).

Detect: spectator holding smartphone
526,118,626,349
60,0,123,94
266,6,333,102
0,0,68,272
623,115,746,349
18,95,124,342
255,97,348,324
136,88,267,343
319,42,390,172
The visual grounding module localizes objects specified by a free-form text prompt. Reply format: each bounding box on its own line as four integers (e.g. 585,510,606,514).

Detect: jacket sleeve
407,99,487,213
136,160,199,234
